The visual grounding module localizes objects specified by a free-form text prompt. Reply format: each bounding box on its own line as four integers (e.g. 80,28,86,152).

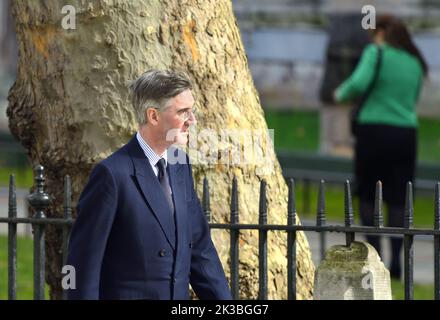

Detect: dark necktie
157,158,174,215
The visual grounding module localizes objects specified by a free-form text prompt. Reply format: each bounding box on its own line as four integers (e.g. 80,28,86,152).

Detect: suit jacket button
189,242,193,248
159,249,166,257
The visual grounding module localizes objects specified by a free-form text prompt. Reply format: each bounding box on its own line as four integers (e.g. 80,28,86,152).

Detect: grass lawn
294,183,437,228
265,109,440,163
0,235,49,299
265,110,320,152
263,109,439,227
391,279,434,300
418,117,440,163
0,167,33,189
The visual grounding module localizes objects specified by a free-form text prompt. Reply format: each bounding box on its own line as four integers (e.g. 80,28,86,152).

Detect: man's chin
174,134,188,146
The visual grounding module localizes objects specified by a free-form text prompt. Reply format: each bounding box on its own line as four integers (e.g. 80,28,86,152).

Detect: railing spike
203,177,211,222
404,181,414,229
374,181,383,227
435,182,440,230
344,180,355,247
259,180,267,222
344,180,354,227
63,175,72,219
230,176,239,223
316,179,326,226
8,174,17,300
288,178,296,226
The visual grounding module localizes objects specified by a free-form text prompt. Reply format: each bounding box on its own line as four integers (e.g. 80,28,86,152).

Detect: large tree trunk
8,0,314,299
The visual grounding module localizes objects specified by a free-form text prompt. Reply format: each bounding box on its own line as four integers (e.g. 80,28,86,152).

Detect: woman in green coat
335,15,428,279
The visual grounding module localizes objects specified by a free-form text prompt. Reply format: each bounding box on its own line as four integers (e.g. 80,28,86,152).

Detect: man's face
158,89,196,146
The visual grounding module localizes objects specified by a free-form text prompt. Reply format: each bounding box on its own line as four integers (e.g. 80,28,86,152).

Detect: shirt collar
136,132,168,167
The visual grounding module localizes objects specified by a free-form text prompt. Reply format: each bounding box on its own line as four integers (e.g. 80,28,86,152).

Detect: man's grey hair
128,69,193,124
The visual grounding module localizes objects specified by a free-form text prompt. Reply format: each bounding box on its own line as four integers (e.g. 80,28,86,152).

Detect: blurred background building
234,0,440,111
233,0,440,155
1,0,440,158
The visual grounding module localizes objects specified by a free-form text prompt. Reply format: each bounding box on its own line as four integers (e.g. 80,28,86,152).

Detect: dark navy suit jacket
66,136,232,300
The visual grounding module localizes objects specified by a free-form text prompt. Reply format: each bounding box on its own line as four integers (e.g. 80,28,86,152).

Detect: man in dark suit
66,69,232,300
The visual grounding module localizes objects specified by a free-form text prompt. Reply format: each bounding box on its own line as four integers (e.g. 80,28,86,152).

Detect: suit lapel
128,137,176,250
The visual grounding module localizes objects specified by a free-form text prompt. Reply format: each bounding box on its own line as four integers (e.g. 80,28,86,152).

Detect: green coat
335,43,423,128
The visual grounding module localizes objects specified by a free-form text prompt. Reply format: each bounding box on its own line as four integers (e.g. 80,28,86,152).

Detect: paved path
0,187,32,236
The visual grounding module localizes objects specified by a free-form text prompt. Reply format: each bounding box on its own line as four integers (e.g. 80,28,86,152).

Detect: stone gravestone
314,241,392,300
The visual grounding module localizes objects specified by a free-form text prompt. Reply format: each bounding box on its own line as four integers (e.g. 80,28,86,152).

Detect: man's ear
146,108,159,125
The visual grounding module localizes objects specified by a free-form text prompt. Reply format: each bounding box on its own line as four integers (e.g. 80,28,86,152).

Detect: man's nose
188,112,196,125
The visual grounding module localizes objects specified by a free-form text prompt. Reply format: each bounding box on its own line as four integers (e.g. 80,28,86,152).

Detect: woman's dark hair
370,14,428,76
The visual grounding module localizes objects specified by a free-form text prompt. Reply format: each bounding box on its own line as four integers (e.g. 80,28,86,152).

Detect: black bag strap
352,45,383,122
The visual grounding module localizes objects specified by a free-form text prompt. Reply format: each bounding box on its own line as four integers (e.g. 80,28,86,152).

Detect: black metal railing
1,166,74,300
277,151,440,217
1,165,440,300
202,177,440,300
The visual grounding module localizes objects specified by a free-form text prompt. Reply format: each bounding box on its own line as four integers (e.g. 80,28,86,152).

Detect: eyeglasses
152,106,197,122
176,108,196,122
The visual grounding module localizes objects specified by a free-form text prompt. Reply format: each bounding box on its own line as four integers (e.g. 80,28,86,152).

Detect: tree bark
8,0,314,299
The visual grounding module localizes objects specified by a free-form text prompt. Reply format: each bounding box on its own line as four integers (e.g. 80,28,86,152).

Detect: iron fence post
317,180,326,261
27,165,51,300
434,182,440,300
258,180,268,300
203,177,211,223
230,176,239,299
287,179,297,300
374,181,384,228
404,182,414,300
61,175,72,300
344,180,355,247
8,174,17,300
